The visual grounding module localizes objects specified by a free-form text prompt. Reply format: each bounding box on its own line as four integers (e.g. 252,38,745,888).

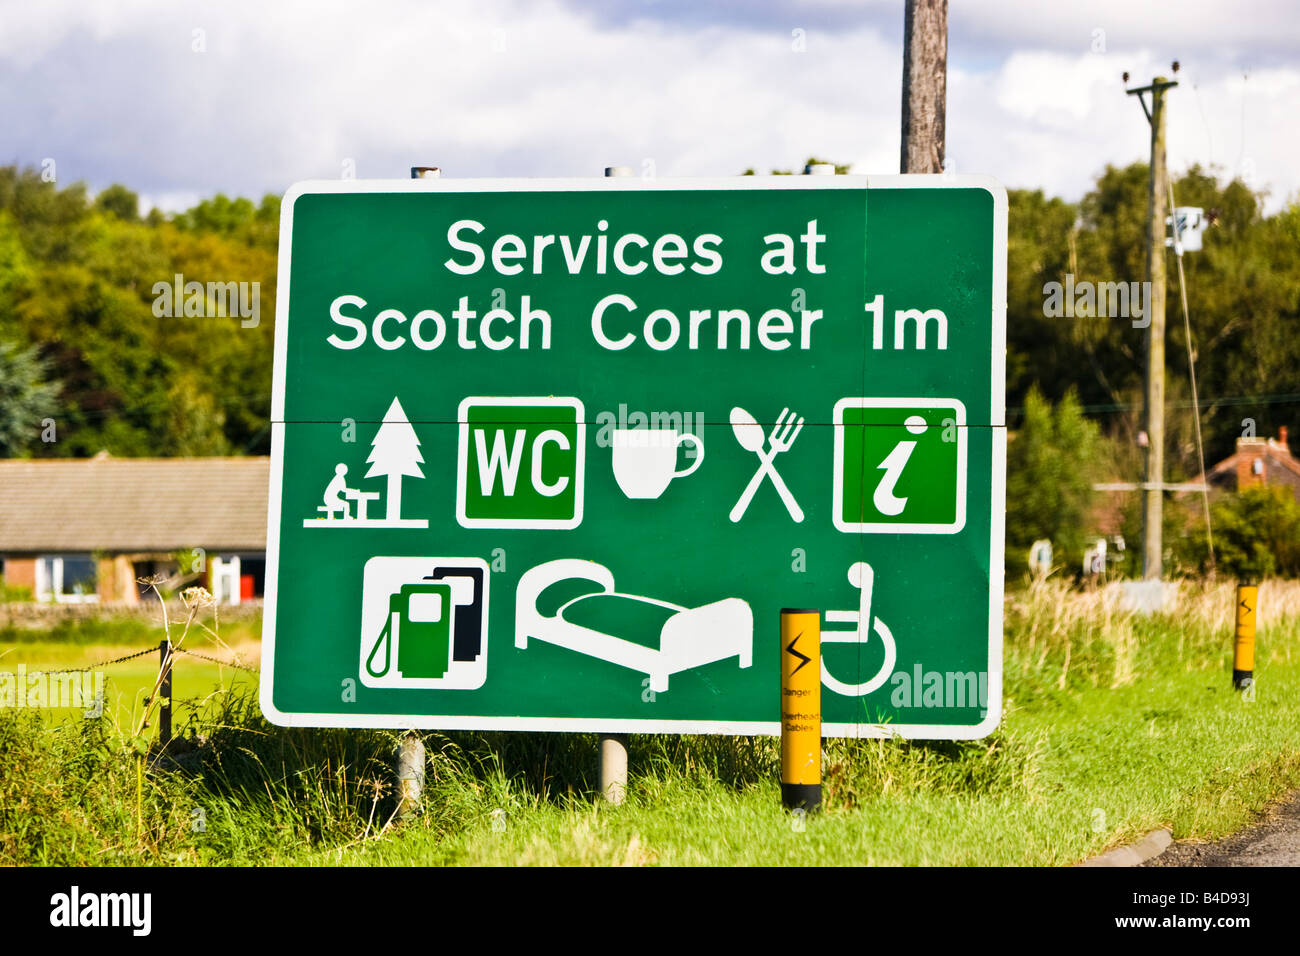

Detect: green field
2,580,1298,866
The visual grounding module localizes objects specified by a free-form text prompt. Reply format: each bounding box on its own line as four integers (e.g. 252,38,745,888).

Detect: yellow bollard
780,609,821,812
1234,584,1257,690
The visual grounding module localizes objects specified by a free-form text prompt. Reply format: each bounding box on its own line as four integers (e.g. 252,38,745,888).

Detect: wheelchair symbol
821,562,897,697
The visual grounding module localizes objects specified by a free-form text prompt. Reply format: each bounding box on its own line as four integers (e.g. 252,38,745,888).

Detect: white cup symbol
611,429,704,499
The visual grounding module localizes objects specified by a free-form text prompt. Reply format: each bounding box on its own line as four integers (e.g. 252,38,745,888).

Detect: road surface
1147,790,1300,866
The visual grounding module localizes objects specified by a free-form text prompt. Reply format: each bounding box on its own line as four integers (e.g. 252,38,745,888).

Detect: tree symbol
365,397,424,522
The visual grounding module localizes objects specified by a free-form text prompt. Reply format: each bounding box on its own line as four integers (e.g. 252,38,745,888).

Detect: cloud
0,0,1296,213
944,46,1300,209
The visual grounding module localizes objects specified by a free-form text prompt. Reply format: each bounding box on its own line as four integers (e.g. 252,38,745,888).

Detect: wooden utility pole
900,0,947,173
1127,74,1177,579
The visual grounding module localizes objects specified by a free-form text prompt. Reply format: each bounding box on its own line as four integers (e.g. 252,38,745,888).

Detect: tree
741,157,853,176
365,397,424,522
171,192,280,250
1176,486,1300,580
163,374,231,456
0,169,279,457
2,158,1297,493
94,184,140,221
1005,387,1106,576
0,340,60,456
1007,162,1300,483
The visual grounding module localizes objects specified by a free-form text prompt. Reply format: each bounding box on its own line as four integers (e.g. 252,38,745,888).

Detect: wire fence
173,646,259,674
55,646,160,673
10,643,258,676
7,640,260,745
1,633,260,750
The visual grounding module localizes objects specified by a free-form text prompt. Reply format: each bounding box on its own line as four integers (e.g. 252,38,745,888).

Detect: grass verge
1,579,1298,865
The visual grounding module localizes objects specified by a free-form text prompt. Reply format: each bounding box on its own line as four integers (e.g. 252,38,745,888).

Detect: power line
1168,177,1215,571
1009,392,1300,417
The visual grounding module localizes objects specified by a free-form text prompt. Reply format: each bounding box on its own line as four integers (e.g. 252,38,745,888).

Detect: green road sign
261,175,1007,738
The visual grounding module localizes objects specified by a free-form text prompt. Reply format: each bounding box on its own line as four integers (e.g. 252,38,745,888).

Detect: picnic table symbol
303,396,430,529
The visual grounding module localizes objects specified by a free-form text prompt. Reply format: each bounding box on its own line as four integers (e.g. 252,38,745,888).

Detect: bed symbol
514,559,753,693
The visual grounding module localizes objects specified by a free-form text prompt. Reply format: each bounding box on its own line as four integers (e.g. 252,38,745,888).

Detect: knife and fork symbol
729,406,805,522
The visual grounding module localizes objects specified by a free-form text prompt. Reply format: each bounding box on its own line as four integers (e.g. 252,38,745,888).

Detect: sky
2,0,1297,214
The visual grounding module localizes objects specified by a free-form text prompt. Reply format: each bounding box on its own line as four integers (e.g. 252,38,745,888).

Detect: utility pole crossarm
1125,79,1177,125
1125,79,1180,95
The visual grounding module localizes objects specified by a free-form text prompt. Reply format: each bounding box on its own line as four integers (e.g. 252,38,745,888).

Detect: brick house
0,456,268,604
1200,427,1300,499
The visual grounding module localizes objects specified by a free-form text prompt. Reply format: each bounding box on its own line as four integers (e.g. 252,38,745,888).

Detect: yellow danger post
780,608,821,812
1234,583,1257,690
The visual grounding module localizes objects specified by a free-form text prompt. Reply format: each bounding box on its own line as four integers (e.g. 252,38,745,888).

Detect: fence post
157,639,173,746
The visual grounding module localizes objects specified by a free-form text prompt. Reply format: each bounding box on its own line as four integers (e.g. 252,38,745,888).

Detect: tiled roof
0,457,269,552
1203,439,1300,490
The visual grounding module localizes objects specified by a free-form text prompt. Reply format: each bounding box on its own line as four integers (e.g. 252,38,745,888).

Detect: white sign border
261,173,1006,741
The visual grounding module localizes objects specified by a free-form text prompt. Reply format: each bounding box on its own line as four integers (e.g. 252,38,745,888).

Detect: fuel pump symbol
368,581,454,680
359,557,490,690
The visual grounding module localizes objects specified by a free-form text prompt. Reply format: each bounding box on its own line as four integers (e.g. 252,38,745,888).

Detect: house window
36,555,99,604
